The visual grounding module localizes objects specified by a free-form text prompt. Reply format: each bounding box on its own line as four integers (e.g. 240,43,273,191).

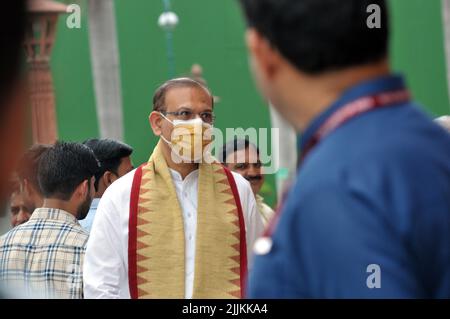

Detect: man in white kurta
83,166,262,298
83,78,264,299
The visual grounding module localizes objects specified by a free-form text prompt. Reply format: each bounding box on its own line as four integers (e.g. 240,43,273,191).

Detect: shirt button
188,213,192,218
189,234,192,240
183,192,188,198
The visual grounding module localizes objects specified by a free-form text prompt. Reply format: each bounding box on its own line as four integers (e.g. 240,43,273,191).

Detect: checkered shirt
0,208,89,299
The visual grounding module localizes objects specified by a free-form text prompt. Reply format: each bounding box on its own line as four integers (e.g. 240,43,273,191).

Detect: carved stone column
25,0,67,144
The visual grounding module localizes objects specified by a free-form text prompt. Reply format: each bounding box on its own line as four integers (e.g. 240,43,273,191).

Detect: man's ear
103,171,116,187
75,180,89,200
149,111,163,136
246,28,281,80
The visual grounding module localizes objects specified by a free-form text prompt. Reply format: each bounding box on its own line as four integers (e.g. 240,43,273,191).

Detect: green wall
50,0,450,208
52,0,98,141
390,0,450,115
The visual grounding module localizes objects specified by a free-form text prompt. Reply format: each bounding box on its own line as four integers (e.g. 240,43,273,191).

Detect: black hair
38,142,100,201
16,144,52,195
0,1,27,111
153,77,214,112
83,138,133,188
239,0,389,74
220,138,260,164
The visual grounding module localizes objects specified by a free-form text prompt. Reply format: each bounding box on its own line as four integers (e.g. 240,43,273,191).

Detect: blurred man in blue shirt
239,0,450,298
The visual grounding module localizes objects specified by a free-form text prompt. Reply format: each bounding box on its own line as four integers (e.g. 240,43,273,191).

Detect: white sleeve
231,172,265,269
83,173,132,299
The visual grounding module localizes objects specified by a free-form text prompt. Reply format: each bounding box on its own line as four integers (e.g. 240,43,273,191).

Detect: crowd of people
0,78,273,298
1,0,450,299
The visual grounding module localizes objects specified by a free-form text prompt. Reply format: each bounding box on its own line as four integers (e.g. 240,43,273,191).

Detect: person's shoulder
0,222,40,255
62,224,90,247
113,167,137,190
307,105,450,176
0,230,11,246
364,109,450,170
0,224,25,245
365,103,450,155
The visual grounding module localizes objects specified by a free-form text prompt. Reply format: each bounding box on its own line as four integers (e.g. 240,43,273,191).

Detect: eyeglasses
161,110,216,124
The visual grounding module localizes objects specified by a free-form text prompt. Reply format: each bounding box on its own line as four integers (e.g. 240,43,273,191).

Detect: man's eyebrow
175,105,194,111
173,105,212,112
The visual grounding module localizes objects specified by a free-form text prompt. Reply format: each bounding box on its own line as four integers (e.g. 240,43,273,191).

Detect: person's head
221,138,264,195
0,1,28,203
9,177,33,228
149,78,215,164
16,144,51,210
239,0,389,129
83,138,134,197
38,142,100,220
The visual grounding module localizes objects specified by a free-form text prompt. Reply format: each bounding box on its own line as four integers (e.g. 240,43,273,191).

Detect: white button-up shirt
83,168,264,299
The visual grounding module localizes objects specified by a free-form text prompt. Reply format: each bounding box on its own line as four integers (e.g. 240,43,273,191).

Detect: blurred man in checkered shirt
0,142,100,298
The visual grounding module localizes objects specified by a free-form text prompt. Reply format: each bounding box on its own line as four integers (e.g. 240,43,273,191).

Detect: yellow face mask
160,114,213,163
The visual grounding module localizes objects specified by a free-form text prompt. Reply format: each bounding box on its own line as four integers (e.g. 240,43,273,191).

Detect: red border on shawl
223,166,248,298
128,165,144,299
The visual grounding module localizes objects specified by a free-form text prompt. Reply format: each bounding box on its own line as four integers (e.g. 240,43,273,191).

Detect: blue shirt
248,75,450,298
79,198,100,233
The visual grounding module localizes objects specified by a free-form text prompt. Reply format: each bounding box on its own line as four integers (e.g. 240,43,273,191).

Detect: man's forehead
227,147,260,163
10,192,24,202
165,86,212,108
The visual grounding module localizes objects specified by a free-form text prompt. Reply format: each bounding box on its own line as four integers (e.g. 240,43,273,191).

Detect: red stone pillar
24,0,67,144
